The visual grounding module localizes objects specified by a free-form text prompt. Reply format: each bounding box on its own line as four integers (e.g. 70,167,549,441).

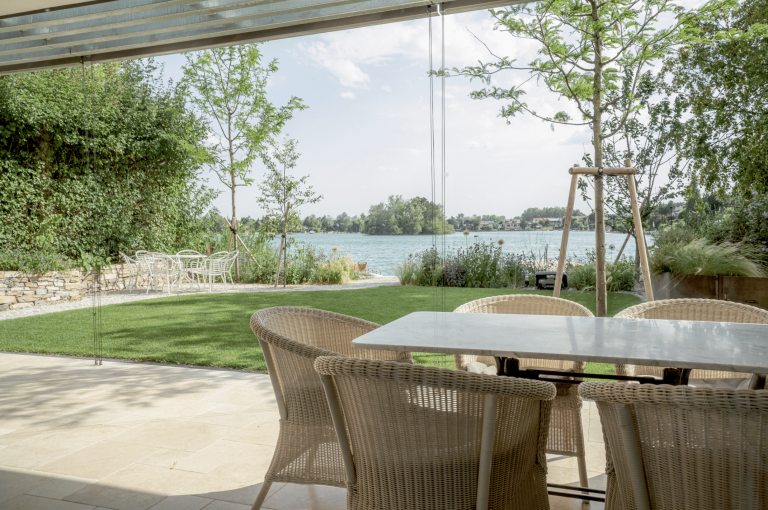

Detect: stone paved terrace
0,352,607,510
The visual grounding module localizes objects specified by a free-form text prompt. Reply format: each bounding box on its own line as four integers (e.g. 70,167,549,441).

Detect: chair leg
251,480,272,510
577,452,590,508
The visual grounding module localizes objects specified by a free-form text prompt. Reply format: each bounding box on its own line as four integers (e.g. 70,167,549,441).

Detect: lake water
287,231,641,275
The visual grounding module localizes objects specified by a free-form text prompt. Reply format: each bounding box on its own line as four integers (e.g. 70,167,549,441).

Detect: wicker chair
614,299,768,387
315,355,557,510
453,294,594,494
580,381,768,509
249,307,413,510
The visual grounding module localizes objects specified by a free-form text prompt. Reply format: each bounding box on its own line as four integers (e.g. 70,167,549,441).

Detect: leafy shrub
0,249,77,274
725,192,768,257
0,61,216,260
442,259,465,287
417,248,443,287
311,257,356,285
567,258,638,292
411,243,529,289
607,259,639,291
566,263,596,291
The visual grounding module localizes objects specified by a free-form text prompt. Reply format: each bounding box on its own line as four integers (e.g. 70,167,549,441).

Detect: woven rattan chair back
580,381,768,510
248,307,412,509
315,355,556,510
614,299,768,379
453,294,594,371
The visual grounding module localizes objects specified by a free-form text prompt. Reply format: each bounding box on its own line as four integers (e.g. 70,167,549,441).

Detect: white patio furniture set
119,250,239,294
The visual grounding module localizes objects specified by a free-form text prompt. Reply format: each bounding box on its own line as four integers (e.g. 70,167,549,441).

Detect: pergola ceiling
0,0,517,75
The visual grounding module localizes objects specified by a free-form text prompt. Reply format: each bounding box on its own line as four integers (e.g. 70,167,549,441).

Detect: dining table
353,311,768,384
352,311,768,503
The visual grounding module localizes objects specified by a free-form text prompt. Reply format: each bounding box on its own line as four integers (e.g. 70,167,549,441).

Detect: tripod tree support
274,202,291,288
554,160,654,314
223,217,261,268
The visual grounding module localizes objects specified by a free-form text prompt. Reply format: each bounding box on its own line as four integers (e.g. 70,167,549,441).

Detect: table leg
661,367,691,386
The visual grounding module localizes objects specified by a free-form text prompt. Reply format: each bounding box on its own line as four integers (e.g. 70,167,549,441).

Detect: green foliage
256,137,322,237
0,249,77,274
393,256,420,285
567,252,638,292
448,0,692,169
0,60,217,263
520,207,581,222
581,79,687,235
363,196,452,235
664,0,768,194
410,243,529,289
653,238,766,277
181,44,306,246
223,237,357,285
718,193,768,250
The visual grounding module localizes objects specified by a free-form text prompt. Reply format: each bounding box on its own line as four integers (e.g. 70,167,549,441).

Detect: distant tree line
362,196,452,235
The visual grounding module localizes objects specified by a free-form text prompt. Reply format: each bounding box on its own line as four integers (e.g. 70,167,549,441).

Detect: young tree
449,0,693,315
581,78,688,265
182,44,307,279
256,137,322,285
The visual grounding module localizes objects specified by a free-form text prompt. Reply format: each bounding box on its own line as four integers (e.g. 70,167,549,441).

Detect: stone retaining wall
0,264,134,311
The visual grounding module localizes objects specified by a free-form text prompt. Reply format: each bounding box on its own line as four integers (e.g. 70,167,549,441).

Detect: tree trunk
591,0,607,317
230,174,239,282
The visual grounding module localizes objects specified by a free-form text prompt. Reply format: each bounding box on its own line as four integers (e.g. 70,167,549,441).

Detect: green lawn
0,287,640,374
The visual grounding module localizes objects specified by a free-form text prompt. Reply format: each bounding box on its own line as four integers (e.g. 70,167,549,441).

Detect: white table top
353,312,768,373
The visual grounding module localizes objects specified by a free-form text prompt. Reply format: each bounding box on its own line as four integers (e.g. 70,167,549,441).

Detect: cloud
340,91,356,99
467,140,492,150
293,13,515,88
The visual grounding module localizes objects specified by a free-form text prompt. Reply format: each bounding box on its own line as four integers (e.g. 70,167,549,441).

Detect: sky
155,2,701,223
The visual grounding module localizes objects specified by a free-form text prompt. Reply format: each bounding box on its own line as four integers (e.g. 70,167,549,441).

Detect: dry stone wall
0,264,134,311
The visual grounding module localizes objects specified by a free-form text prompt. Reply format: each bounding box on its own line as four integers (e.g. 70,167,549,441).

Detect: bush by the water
205,234,360,285
393,243,531,289
393,243,639,291
567,257,638,292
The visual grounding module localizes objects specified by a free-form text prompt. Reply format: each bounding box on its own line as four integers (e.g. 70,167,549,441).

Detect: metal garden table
352,311,768,503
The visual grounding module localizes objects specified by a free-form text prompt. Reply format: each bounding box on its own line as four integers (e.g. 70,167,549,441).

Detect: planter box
652,273,768,311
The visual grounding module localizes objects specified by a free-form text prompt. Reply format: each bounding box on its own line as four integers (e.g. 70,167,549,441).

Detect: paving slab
0,352,607,509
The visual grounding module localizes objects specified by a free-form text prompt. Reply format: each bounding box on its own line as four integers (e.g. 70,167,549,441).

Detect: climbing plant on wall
0,59,218,264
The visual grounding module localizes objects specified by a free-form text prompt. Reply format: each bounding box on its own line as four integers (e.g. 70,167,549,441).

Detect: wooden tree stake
554,160,653,310
626,159,654,300
554,169,579,297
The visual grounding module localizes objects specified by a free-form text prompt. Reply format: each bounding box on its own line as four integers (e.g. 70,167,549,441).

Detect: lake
286,230,642,275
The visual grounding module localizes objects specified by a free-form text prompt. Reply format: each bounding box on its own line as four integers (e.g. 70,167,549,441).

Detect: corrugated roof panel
0,0,518,75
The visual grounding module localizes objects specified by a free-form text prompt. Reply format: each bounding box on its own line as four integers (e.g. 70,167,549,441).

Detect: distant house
670,204,685,219
503,218,521,230
546,217,562,227
478,220,496,230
